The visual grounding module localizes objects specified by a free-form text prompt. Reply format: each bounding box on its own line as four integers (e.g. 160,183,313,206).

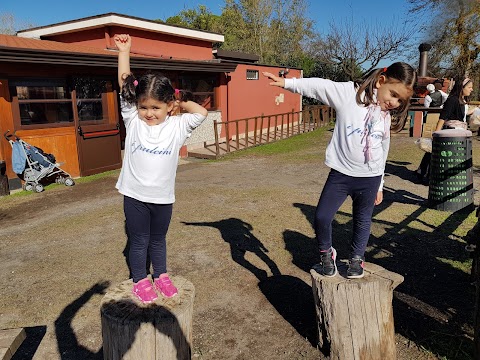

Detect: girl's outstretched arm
178,100,208,117
114,34,132,89
262,72,285,88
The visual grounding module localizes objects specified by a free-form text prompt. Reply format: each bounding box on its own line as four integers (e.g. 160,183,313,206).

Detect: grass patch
74,169,120,184
217,127,331,160
3,169,120,199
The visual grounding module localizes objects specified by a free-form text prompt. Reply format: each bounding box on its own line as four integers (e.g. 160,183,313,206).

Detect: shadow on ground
286,181,476,359
183,218,318,346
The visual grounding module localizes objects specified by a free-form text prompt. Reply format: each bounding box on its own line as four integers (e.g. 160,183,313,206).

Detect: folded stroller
4,130,75,193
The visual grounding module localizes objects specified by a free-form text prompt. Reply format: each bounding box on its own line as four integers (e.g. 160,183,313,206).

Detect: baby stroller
4,130,75,193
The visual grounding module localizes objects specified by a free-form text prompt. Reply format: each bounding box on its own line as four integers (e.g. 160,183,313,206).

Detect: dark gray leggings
124,196,172,283
314,169,382,258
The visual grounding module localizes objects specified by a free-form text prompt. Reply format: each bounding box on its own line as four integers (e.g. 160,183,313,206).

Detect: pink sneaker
154,275,178,298
132,278,158,304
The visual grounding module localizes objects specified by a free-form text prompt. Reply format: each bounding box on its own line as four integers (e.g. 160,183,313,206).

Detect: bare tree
408,0,480,78
311,16,413,80
0,12,36,35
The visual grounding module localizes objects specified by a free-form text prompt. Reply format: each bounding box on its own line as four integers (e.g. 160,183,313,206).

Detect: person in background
416,77,477,185
263,63,416,279
114,34,208,303
435,77,476,131
424,81,448,108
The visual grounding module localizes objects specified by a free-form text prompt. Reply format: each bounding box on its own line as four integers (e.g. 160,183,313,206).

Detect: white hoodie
284,77,390,190
116,97,206,204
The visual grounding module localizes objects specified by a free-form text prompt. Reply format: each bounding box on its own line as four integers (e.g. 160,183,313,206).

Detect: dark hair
121,72,193,105
355,62,417,132
448,77,472,104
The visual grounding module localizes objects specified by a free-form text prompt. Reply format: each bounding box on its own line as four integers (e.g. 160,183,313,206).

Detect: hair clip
133,80,138,87
174,88,180,95
383,67,387,73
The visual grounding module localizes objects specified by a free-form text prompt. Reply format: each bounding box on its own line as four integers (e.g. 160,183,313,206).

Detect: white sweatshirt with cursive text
284,77,391,190
116,97,206,204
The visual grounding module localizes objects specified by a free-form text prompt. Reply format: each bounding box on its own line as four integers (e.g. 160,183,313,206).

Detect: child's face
375,76,413,111
462,82,474,97
137,97,174,126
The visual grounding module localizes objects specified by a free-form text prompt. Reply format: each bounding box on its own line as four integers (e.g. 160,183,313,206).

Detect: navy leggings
124,196,173,283
314,169,382,258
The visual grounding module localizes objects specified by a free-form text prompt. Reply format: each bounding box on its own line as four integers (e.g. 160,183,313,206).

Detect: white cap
426,84,435,93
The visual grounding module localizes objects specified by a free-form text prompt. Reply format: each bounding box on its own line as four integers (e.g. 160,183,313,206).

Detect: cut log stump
0,328,26,360
101,276,195,360
311,261,404,360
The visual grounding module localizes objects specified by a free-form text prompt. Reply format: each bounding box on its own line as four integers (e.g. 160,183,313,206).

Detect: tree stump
311,261,404,360
101,276,195,360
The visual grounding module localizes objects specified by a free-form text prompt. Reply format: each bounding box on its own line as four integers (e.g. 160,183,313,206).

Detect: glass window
10,80,73,126
246,69,259,80
10,77,113,128
73,77,109,123
178,74,216,110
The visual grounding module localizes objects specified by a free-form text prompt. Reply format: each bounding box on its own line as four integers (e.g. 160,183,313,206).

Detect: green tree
218,0,314,67
163,5,222,33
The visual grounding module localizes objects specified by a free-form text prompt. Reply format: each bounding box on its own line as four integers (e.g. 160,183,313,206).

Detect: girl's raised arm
178,100,208,117
114,34,132,89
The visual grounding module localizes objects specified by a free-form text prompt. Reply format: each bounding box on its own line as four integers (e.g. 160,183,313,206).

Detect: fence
189,105,333,159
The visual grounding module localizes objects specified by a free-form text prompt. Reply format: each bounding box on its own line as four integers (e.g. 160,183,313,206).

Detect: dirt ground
1,130,479,360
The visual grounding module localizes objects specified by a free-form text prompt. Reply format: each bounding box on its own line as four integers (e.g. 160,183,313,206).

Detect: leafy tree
163,5,222,33
218,0,314,67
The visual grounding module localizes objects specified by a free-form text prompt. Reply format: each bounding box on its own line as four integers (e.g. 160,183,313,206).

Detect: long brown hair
355,62,417,132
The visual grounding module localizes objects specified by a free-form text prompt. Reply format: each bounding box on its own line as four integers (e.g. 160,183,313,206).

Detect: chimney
418,43,432,77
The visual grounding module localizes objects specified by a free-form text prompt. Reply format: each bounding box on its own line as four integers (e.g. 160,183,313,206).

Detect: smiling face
137,97,174,126
375,76,413,111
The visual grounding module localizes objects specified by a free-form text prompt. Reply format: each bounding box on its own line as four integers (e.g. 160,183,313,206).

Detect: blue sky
3,0,427,67
4,0,419,35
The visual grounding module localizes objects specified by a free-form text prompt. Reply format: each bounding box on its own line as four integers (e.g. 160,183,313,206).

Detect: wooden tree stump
311,261,404,360
101,276,195,360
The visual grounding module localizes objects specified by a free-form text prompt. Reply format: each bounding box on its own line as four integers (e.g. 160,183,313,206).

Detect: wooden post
0,161,9,197
213,120,220,158
101,276,195,360
311,261,404,360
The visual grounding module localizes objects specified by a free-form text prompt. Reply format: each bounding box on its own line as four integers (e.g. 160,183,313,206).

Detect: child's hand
114,34,131,52
262,72,285,88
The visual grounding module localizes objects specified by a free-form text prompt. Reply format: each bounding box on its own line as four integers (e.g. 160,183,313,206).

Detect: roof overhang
213,49,259,62
16,13,224,43
0,46,237,73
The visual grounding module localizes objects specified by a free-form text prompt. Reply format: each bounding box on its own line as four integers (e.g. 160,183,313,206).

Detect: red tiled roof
0,34,238,73
0,34,154,59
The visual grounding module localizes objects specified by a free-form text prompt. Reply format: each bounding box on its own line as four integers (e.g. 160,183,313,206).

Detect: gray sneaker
347,255,365,279
312,247,337,277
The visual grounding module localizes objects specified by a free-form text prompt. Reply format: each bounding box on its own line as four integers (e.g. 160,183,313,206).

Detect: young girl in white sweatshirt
263,63,416,278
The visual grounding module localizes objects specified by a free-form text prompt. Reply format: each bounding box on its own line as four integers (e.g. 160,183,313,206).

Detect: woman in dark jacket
416,77,477,184
435,77,476,131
